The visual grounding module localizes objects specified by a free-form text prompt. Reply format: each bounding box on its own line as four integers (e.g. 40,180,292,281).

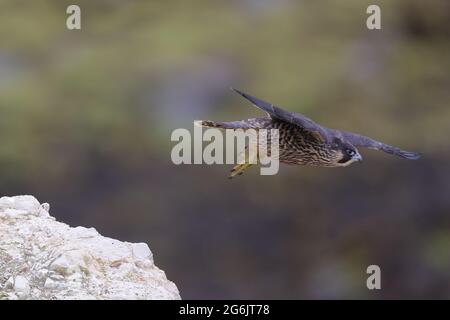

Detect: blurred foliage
0,0,450,298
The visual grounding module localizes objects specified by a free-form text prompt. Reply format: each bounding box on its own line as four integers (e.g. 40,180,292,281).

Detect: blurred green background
1,0,450,298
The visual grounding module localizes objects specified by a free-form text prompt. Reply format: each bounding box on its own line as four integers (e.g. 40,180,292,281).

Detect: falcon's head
332,138,363,167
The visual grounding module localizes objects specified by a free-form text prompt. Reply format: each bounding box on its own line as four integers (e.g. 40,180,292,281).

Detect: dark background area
1,0,450,298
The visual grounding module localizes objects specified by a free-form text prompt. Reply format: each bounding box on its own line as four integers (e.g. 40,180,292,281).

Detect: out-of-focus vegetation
1,0,450,298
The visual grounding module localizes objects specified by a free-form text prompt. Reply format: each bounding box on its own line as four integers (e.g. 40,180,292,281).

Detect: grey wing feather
338,130,421,160
231,88,330,142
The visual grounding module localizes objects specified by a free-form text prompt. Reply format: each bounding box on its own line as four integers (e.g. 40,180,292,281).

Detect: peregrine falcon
196,88,421,178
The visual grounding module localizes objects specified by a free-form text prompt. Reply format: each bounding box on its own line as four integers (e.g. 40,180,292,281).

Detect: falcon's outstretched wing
231,88,331,143
338,130,421,160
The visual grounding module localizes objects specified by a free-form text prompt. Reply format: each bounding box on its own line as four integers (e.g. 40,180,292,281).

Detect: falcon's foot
229,163,254,179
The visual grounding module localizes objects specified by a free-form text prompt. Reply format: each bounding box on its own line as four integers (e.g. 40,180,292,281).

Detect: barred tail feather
194,120,225,128
194,120,251,129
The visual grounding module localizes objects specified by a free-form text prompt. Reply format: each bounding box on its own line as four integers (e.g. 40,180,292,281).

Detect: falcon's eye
346,149,355,156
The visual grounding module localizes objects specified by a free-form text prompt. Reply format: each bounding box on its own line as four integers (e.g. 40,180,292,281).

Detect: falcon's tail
194,120,251,129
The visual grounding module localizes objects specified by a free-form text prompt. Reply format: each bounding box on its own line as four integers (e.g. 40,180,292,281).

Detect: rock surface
0,195,180,300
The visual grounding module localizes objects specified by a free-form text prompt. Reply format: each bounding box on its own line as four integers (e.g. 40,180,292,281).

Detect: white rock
14,276,30,296
50,252,86,276
0,195,180,300
41,203,50,212
0,195,41,215
70,226,99,239
132,243,152,261
44,278,60,290
2,208,29,218
38,203,50,218
5,277,14,289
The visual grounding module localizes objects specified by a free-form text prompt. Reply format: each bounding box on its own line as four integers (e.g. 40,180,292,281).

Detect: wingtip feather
230,87,246,98
400,150,422,160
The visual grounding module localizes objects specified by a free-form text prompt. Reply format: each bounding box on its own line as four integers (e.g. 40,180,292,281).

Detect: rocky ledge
0,195,180,300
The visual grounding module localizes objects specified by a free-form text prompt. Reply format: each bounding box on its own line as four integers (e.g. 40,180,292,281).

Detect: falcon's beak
353,153,363,162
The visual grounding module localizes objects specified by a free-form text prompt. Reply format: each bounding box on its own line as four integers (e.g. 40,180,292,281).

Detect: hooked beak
353,153,363,162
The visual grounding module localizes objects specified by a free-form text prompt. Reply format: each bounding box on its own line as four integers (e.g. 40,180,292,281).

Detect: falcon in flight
196,88,421,178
